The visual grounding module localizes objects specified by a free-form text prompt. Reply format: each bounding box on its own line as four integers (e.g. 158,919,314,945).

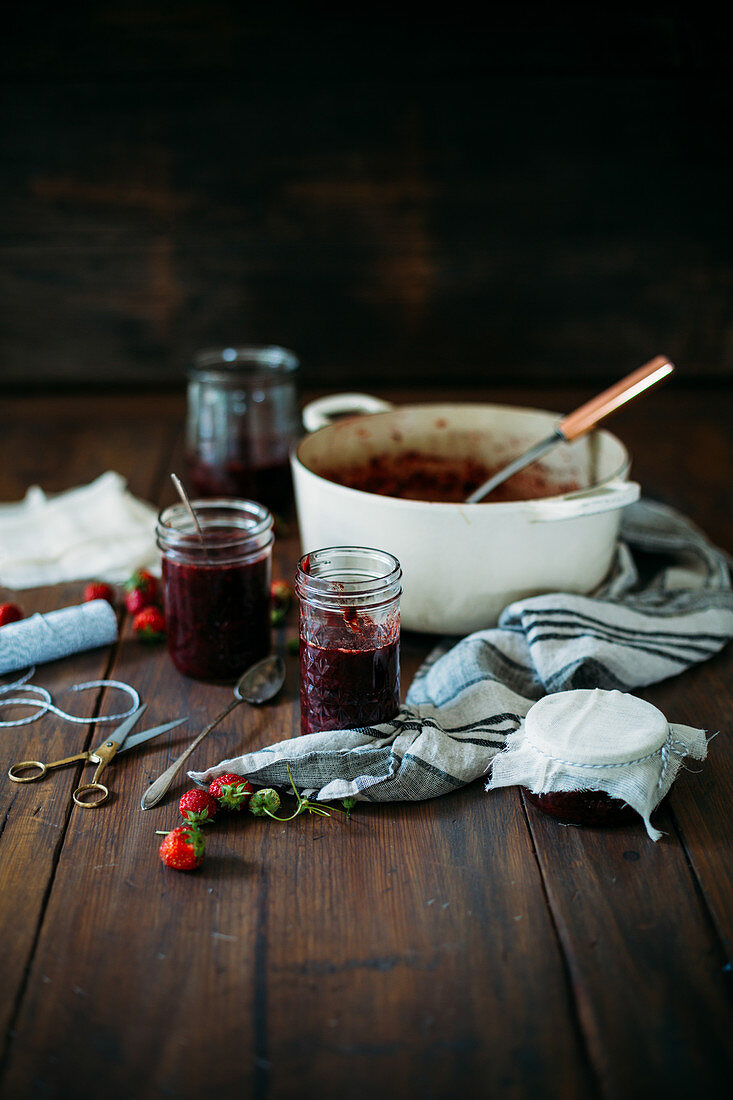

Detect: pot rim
292,401,632,511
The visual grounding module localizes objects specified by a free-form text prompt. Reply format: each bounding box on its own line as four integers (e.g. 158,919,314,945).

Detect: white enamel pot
292,396,640,634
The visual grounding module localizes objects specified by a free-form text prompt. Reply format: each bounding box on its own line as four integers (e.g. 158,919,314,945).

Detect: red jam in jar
156,499,273,682
516,690,669,828
186,459,293,518
296,547,402,736
524,789,636,827
184,345,300,516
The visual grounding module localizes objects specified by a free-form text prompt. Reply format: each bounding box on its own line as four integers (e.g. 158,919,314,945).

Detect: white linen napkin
0,472,159,589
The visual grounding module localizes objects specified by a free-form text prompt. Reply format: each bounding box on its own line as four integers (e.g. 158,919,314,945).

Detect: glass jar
156,499,274,682
185,346,299,516
296,546,402,736
523,789,637,827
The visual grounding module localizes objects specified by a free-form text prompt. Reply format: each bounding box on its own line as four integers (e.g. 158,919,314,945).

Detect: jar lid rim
189,345,299,380
525,689,668,765
296,546,402,600
157,499,274,547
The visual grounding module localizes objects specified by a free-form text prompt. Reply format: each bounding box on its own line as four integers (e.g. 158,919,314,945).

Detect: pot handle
525,478,641,522
302,393,394,433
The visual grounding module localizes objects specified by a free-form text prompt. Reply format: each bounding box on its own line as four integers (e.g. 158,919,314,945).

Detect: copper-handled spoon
465,355,675,504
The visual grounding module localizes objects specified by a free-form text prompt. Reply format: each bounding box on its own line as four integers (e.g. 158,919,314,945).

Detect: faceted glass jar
185,346,299,516
157,499,274,682
296,546,402,736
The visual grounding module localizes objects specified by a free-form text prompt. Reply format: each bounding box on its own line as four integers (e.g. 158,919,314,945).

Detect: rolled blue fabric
0,600,119,675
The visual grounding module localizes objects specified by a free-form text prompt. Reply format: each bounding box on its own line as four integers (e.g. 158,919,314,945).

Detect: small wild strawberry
179,788,218,824
125,569,159,614
83,582,115,606
208,772,253,811
270,579,293,626
249,788,281,817
0,603,24,627
133,605,166,642
158,824,206,871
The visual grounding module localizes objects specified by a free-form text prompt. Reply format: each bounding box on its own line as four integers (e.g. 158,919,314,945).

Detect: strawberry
158,824,206,871
179,788,218,824
0,603,24,627
249,788,281,817
208,772,253,811
125,569,159,614
132,605,166,642
270,578,292,626
125,588,153,615
83,582,115,606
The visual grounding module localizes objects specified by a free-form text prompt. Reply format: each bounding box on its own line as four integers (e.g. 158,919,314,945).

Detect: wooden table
1,387,732,1100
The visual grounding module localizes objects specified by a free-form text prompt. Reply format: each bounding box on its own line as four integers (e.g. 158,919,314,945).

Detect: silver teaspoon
140,654,286,810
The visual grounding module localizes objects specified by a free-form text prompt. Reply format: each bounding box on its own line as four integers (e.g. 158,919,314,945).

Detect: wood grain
1,9,730,389
0,387,731,1099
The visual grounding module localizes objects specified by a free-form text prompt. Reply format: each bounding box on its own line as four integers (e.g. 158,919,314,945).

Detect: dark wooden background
1,4,730,391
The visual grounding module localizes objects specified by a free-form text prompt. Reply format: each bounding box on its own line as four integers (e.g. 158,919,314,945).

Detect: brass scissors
7,704,185,808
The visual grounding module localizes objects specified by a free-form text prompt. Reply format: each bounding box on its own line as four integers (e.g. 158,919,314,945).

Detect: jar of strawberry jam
185,346,299,517
296,547,402,736
157,499,273,682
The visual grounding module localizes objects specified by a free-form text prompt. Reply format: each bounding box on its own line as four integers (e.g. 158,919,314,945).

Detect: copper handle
558,355,674,442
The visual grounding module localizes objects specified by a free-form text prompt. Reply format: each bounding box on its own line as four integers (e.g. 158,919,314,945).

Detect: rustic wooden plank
0,635,597,1100
3,236,731,389
1,51,729,389
513,382,733,1094
0,416,595,1099
0,398,174,1063
523,786,733,1097
258,786,597,1100
0,585,117,1052
646,650,733,959
1,387,731,1099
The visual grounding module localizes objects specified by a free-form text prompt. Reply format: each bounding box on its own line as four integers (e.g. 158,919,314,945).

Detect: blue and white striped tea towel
190,500,733,807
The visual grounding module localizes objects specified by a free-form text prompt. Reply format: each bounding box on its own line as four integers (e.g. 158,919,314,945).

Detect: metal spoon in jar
465,355,674,504
139,654,286,810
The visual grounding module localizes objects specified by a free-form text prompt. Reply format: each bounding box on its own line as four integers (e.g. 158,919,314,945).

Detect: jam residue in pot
317,451,580,503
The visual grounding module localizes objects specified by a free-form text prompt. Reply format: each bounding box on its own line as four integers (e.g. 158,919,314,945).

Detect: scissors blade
108,704,147,749
118,718,187,753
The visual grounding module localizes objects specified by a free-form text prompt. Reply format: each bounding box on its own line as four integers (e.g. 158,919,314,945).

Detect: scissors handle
8,753,89,783
72,740,119,807
72,782,110,808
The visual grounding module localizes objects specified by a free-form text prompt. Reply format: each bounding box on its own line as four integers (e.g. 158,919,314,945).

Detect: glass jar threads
296,546,402,736
156,499,274,682
185,345,300,515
